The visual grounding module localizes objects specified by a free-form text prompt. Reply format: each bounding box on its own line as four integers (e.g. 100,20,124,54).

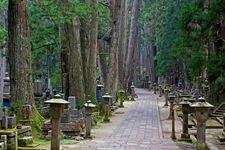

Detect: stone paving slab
61,88,180,150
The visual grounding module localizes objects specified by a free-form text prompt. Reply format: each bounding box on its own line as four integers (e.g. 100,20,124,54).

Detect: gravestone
68,96,76,110
34,80,43,97
68,96,77,122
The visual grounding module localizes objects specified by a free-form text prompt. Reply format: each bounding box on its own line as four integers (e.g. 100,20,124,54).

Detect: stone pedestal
180,100,191,141
51,104,62,150
119,90,125,108
164,89,169,106
168,92,175,119
168,92,176,139
96,84,104,103
191,100,213,150
84,100,96,138
159,85,162,97
44,95,69,150
103,93,112,122
171,103,176,140
153,83,157,94
131,84,135,101
0,129,17,150
148,81,151,91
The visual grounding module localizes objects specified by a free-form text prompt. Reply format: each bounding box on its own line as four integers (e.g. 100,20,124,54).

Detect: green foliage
140,0,225,100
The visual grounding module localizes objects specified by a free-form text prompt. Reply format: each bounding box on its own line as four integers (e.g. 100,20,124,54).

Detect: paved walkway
61,88,180,150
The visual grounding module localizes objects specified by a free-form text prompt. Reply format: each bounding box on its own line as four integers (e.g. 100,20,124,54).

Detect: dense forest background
1,0,225,107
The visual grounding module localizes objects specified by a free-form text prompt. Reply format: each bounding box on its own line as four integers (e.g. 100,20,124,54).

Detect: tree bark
8,0,43,130
106,0,121,94
85,0,98,100
97,39,107,84
59,1,85,103
124,0,139,86
118,0,129,88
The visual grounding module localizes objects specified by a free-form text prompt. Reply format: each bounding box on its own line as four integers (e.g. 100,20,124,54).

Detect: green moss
0,128,17,133
32,109,45,139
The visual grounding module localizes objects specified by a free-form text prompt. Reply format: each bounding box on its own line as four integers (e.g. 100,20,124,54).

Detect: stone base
0,128,17,150
84,135,93,139
197,143,207,150
43,122,82,136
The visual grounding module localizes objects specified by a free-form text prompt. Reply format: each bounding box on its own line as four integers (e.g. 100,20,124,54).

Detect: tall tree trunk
85,0,98,100
97,39,107,84
124,0,139,86
8,0,43,131
59,1,85,103
68,17,85,103
106,0,121,94
118,0,129,88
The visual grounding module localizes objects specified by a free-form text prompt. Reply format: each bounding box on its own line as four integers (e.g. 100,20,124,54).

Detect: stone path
61,88,180,150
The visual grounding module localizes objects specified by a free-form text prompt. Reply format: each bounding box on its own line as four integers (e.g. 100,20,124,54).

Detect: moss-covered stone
18,136,33,147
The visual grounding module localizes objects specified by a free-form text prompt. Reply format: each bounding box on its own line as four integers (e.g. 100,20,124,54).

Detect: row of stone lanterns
45,91,118,150
164,89,214,150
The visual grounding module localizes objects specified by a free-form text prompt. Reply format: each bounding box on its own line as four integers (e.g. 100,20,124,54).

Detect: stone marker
102,93,112,122
164,88,169,106
148,81,151,91
68,96,76,110
191,97,214,150
180,100,191,141
159,85,162,97
168,92,176,119
168,92,176,139
84,100,96,138
34,80,43,97
22,104,32,120
130,83,135,101
119,90,125,108
153,83,157,94
44,94,70,150
96,84,104,103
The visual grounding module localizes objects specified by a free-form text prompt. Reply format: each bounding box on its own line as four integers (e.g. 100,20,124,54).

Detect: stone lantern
84,100,96,138
119,90,125,108
164,88,170,106
204,79,209,100
159,85,162,97
179,100,191,142
153,83,157,94
44,94,70,150
168,92,176,140
102,93,112,122
96,83,104,103
130,83,135,101
191,98,214,150
148,81,152,91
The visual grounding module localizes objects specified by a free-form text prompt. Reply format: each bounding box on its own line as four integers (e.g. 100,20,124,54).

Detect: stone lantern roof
84,100,96,108
102,93,113,99
44,94,70,104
